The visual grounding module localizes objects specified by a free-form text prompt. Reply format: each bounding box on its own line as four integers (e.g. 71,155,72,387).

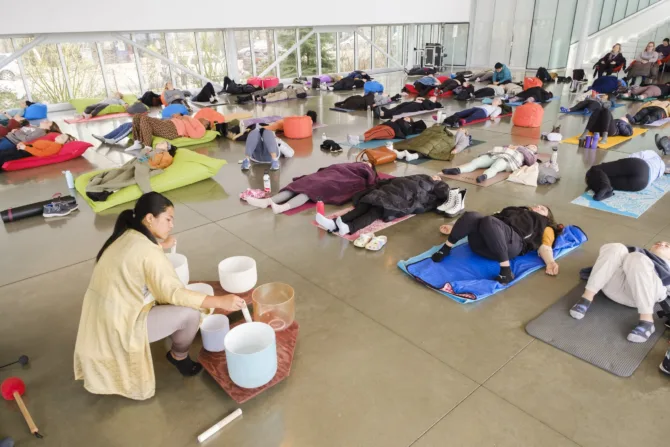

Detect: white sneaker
442,190,467,218
437,188,460,212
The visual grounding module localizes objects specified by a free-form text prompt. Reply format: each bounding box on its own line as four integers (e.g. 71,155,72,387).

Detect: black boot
655,133,670,155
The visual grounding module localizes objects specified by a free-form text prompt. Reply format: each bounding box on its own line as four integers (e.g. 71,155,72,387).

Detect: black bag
535,67,552,83
312,77,321,90
572,69,585,81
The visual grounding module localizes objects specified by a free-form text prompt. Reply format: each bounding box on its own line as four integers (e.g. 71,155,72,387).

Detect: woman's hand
160,235,177,250
218,295,247,312
16,143,25,150
545,262,559,276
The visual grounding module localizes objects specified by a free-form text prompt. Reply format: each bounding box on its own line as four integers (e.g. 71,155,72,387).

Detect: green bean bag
69,94,139,114
152,130,219,148
74,149,226,212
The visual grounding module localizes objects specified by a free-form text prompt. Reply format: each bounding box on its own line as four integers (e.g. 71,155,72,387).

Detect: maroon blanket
281,162,379,205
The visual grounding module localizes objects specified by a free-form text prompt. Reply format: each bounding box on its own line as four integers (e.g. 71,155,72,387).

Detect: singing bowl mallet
1,377,42,438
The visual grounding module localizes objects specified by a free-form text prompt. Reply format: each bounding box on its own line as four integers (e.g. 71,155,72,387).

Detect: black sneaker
43,201,79,218
660,348,670,376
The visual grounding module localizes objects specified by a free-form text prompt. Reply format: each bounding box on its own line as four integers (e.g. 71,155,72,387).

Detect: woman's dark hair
306,110,317,124
49,122,62,133
96,192,174,262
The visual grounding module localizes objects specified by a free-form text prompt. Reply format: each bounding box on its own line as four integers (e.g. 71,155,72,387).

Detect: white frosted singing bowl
218,256,257,293
225,322,277,388
167,252,189,285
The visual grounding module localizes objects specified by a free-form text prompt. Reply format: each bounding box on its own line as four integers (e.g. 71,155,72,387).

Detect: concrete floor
1,72,670,447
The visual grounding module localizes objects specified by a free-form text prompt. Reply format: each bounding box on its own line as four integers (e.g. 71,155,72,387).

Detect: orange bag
513,103,544,128
523,77,543,90
364,125,395,141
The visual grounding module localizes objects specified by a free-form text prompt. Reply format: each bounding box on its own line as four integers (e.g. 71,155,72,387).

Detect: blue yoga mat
398,225,588,303
571,175,670,218
561,103,625,115
482,97,560,106
330,107,357,113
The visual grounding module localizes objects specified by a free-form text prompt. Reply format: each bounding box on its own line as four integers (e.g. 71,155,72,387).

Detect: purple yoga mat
242,115,283,126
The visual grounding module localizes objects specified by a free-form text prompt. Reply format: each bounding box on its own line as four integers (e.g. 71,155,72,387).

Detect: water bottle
62,170,74,189
321,132,327,142
263,171,271,194
316,198,325,216
592,132,600,149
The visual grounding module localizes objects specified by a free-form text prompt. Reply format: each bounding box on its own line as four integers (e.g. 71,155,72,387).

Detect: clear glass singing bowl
251,282,295,331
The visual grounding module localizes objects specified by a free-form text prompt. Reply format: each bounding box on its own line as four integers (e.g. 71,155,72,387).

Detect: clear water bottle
62,170,74,189
263,171,271,194
321,132,327,142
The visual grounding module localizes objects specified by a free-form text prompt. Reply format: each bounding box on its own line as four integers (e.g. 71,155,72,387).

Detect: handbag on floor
356,147,397,166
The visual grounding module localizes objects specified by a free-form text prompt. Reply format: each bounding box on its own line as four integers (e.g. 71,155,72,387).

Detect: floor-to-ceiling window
100,40,141,95
0,39,27,108
442,24,469,67
389,26,404,68
319,33,337,74
166,33,201,89
251,30,276,77
299,28,318,76
276,29,298,79
197,32,226,84
61,42,106,99
373,26,389,69
528,0,578,69
356,27,372,70
339,31,355,73
234,31,253,79
133,33,171,91
17,41,69,104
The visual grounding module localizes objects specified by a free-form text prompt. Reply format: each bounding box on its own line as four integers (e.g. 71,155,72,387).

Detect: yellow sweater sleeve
143,250,206,309
541,227,555,247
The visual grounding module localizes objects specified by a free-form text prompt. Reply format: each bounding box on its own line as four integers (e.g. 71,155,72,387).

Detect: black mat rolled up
1,195,77,223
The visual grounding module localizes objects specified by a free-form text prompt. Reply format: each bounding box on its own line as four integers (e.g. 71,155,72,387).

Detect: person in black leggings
578,108,632,144
191,82,218,103
563,94,611,114
586,158,650,201
627,106,668,125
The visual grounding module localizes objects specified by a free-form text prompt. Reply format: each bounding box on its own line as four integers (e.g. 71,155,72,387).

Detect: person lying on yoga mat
245,162,379,214
619,82,670,100
363,117,427,141
0,120,61,151
161,82,190,108
334,92,401,111
593,44,626,78
472,85,506,99
413,74,441,97
507,86,554,104
219,76,260,95
190,82,219,104
577,108,632,144
442,144,538,183
345,70,371,81
560,93,612,114
625,100,670,125
432,205,563,283
329,77,366,91
442,98,506,128
125,114,209,152
585,149,667,200
373,96,442,119
570,242,670,343
74,192,246,399
82,92,128,118
491,62,512,85
392,128,471,161
259,85,308,103
0,114,27,137
431,77,465,94
315,174,451,236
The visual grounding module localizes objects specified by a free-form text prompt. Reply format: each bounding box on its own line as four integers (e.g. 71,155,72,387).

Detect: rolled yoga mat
1,196,77,223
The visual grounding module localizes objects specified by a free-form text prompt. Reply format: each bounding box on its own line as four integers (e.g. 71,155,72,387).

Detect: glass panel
357,27,372,70
299,28,317,76
197,31,226,84
470,0,494,67
510,0,535,67
165,33,200,89
443,24,469,67
599,0,616,29
571,0,585,43
625,0,639,16
18,41,69,104
527,0,557,69
276,29,298,79
589,0,604,34
638,0,650,9
549,0,577,68
61,43,106,100
611,0,628,23
133,33,171,92
0,39,27,108
389,26,404,67
100,40,141,95
319,33,337,74
339,31,355,72
373,26,389,69
234,30,252,79
431,24,440,43
250,30,276,77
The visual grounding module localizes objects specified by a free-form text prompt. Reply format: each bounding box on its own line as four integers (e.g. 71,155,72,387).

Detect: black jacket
493,207,550,254
515,87,553,103
335,93,375,110
333,78,365,91
594,52,626,70
380,119,427,139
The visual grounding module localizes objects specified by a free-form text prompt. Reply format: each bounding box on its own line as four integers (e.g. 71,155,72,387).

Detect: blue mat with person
398,225,588,303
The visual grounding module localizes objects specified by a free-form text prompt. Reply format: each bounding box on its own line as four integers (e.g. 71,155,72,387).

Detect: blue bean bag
23,103,47,120
364,81,384,95
162,104,189,119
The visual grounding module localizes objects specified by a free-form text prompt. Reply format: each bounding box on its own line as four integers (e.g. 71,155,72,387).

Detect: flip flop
365,235,387,251
353,233,375,248
439,225,452,236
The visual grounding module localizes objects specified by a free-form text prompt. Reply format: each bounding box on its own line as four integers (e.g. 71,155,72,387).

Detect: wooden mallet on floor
1,377,43,439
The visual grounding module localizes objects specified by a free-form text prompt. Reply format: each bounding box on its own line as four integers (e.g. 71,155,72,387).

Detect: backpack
535,67,552,83
572,69,585,81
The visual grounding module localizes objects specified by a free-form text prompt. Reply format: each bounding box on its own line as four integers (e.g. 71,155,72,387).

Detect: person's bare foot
439,224,453,235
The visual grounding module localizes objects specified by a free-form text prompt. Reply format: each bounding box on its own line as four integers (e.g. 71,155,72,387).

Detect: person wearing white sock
270,201,291,214
405,152,420,161
335,216,350,235
245,197,271,208
393,149,407,159
125,140,144,152
315,213,337,231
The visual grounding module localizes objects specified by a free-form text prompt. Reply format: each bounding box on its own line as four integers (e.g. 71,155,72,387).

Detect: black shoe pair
655,133,670,155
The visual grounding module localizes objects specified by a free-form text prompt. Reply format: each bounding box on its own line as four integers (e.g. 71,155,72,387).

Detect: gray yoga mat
526,285,666,377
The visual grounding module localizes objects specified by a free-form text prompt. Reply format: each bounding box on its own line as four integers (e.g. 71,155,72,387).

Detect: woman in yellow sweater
74,192,246,400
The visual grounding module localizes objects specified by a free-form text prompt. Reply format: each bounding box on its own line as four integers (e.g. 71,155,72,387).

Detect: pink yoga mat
312,207,414,241
64,112,132,124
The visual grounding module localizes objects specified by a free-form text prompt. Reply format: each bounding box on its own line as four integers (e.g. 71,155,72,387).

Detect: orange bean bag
513,103,544,128
283,116,313,139
523,77,543,90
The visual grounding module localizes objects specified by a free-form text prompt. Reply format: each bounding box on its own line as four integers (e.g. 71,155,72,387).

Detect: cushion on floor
513,102,544,128
162,104,189,118
74,149,227,212
247,77,262,87
23,103,47,120
283,116,313,139
262,76,279,89
2,140,92,171
152,130,219,148
523,77,543,90
69,95,138,114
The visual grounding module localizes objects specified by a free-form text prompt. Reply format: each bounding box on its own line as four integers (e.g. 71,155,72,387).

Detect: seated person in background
191,82,218,104
577,108,632,144
82,92,128,118
413,74,441,97
593,44,626,78
329,77,366,91
491,62,512,86
315,174,451,236
655,38,670,64
220,76,259,95
621,82,670,100
626,42,659,86
0,113,28,137
0,133,73,169
240,127,292,171
561,93,612,114
0,120,61,151
626,99,670,125
161,82,190,107
585,149,666,200
570,241,670,343
364,118,426,141
125,115,209,152
431,205,562,283
507,86,553,103
260,85,308,103
334,92,400,111
441,144,538,183
244,162,379,214
262,110,317,133
374,96,442,119
442,98,507,127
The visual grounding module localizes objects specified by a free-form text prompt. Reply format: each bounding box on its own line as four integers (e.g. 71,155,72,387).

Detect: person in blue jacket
491,63,512,85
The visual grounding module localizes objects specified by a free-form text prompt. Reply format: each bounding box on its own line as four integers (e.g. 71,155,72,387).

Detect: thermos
316,199,325,216
584,136,592,148
591,132,600,149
